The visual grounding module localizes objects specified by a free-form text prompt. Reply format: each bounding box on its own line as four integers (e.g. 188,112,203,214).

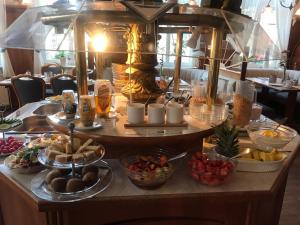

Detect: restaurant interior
0,0,300,225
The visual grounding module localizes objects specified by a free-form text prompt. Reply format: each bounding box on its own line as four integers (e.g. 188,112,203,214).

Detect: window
43,28,75,67
158,32,195,68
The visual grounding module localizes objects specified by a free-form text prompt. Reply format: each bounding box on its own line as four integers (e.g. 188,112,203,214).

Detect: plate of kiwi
0,118,22,132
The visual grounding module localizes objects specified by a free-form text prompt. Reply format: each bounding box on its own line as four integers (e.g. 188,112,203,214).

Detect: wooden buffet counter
0,101,299,225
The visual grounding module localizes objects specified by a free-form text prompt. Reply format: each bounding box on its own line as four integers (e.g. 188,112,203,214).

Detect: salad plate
4,147,44,174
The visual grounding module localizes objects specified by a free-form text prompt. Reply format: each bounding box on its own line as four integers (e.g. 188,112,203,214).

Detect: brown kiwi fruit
82,172,98,186
45,170,61,184
51,177,67,192
82,166,98,176
66,178,85,192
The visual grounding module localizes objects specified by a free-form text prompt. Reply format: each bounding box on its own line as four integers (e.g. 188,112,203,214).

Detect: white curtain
275,0,295,52
33,50,45,74
0,0,15,78
241,0,270,20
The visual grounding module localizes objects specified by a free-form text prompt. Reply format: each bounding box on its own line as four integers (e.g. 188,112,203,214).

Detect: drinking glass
94,79,113,118
62,90,77,119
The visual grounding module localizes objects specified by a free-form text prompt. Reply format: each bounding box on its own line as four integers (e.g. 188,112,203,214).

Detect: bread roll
46,149,63,160
55,154,72,163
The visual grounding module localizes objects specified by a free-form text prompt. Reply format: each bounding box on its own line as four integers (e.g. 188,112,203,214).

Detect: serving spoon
230,148,251,160
168,151,188,162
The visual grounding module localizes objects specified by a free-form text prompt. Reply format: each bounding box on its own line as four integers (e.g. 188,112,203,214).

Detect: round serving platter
38,147,105,169
73,119,102,131
31,160,113,202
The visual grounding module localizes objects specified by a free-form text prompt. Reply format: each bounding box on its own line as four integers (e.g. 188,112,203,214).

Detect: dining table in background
247,77,300,126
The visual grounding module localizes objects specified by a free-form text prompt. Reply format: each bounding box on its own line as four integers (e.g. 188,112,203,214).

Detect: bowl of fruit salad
246,121,297,151
0,136,24,156
188,151,236,186
120,149,179,189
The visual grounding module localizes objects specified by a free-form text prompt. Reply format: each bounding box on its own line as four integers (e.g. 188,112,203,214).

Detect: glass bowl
120,149,180,189
246,121,297,151
188,151,236,186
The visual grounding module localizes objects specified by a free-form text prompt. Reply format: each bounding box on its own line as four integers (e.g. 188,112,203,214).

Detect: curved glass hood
0,1,281,64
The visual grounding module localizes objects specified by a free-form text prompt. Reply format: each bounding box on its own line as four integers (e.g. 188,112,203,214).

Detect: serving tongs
68,122,76,177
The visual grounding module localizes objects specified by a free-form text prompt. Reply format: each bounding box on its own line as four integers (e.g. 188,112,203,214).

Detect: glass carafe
233,81,255,127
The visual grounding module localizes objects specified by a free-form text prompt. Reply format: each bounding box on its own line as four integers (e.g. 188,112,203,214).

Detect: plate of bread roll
38,137,105,169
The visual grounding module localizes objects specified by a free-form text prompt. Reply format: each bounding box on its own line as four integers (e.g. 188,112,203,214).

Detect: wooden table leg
285,92,297,125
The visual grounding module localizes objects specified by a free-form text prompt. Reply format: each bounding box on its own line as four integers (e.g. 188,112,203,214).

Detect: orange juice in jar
94,80,112,117
79,95,96,127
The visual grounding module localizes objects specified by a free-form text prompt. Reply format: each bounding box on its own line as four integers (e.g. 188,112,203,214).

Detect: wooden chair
11,74,46,107
50,74,77,95
41,63,63,75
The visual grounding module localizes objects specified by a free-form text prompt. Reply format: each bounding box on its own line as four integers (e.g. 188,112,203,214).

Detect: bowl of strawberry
189,151,236,186
0,136,24,156
121,149,179,189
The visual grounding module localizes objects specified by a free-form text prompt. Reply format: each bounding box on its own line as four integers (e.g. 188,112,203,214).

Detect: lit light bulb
22,0,32,4
92,33,108,52
295,8,300,16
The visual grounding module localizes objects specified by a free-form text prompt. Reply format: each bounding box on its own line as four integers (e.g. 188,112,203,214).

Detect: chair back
50,74,77,95
41,64,62,75
11,75,46,107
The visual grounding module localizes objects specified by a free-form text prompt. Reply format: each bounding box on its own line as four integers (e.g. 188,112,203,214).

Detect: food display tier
47,114,221,147
31,160,113,202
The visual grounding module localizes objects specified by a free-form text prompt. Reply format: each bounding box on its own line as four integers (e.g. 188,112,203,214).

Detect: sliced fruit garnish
261,130,279,138
0,124,11,130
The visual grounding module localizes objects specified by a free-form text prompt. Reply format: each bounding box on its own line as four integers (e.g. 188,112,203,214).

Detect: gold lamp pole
74,17,88,96
207,25,224,107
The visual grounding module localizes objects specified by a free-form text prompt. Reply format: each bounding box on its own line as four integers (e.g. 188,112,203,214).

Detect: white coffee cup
148,103,165,124
127,103,145,124
166,103,184,124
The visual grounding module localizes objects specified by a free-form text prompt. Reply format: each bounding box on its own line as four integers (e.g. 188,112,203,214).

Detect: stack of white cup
127,102,184,124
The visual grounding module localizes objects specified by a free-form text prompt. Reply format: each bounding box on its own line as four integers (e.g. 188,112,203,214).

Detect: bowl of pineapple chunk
236,147,287,172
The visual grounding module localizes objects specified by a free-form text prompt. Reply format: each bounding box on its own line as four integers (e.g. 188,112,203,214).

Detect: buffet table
0,101,299,225
0,135,299,225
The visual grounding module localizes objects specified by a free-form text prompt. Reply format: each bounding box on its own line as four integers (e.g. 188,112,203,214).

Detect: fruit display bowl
246,121,297,151
188,151,236,186
120,149,180,189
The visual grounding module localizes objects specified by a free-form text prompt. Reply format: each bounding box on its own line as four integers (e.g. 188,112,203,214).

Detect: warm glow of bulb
22,0,32,4
295,8,300,16
92,33,108,52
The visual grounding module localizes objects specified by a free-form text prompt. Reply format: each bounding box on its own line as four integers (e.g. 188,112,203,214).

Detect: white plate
74,120,102,131
236,154,287,172
53,112,79,122
269,83,283,87
4,155,44,174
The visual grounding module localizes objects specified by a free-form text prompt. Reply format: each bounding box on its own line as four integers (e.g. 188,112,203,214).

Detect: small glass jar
78,95,96,127
62,90,76,119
